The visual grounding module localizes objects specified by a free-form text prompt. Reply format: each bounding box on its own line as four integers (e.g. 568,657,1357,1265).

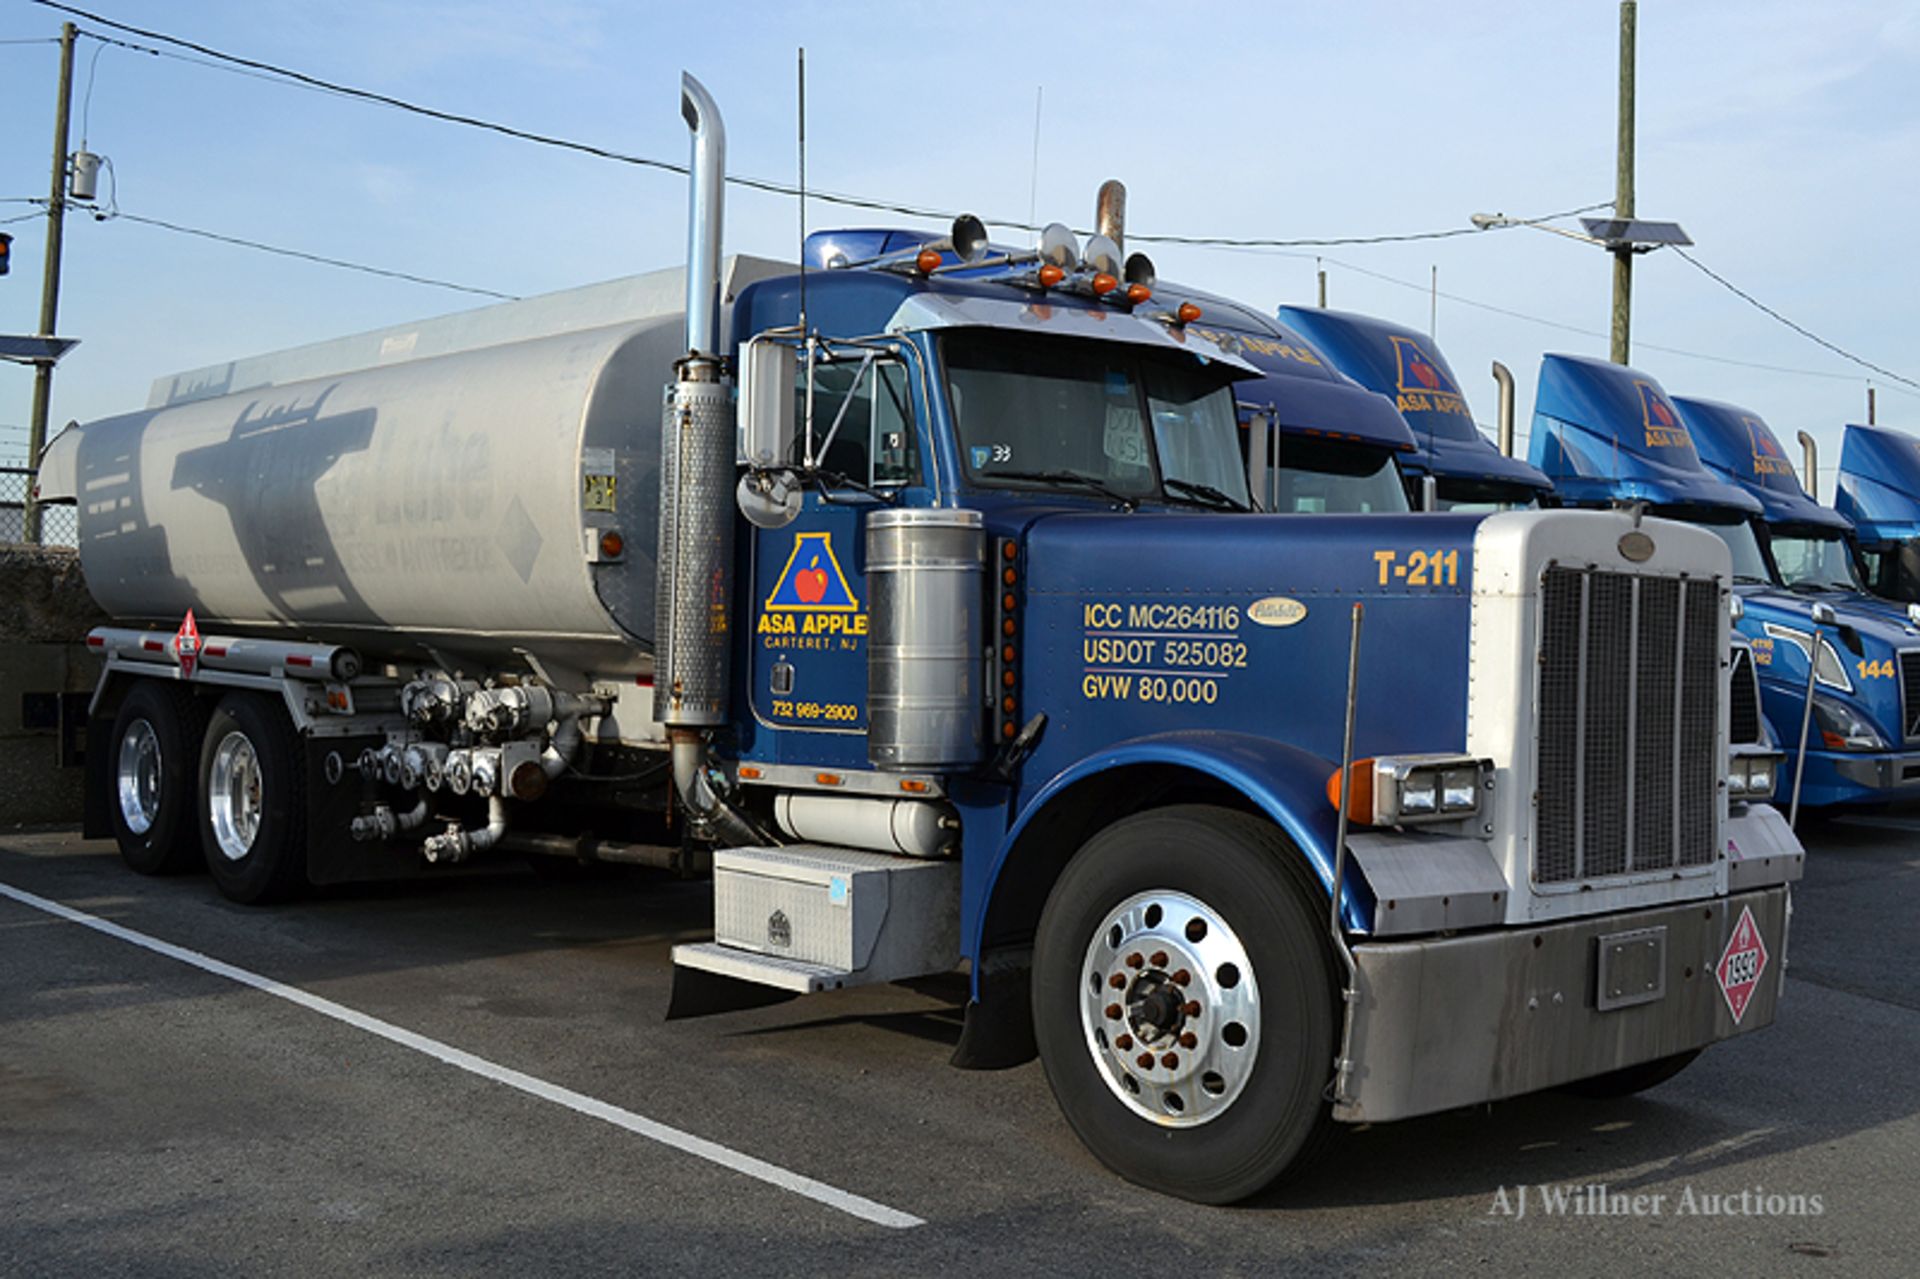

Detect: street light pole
1610,1,1636,365
23,20,77,544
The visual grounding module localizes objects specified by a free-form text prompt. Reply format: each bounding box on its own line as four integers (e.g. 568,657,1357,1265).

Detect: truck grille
1730,646,1762,745
1536,567,1720,884
1901,651,1920,742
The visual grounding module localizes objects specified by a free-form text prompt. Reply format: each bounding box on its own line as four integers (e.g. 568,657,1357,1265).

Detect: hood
1278,306,1551,494
1837,422,1920,547
1529,353,1763,516
1735,582,1920,746
1675,396,1850,533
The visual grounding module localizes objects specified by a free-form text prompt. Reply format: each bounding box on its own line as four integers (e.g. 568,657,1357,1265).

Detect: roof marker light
1176,301,1203,325
1125,282,1152,304
915,247,942,275
1091,273,1119,296
1038,264,1065,287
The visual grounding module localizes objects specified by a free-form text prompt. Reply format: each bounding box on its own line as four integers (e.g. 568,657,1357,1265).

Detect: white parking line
0,880,924,1230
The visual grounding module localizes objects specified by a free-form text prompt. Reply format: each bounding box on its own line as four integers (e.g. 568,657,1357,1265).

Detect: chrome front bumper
1335,886,1789,1123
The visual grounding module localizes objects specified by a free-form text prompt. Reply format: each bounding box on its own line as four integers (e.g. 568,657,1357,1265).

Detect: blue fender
967,730,1376,972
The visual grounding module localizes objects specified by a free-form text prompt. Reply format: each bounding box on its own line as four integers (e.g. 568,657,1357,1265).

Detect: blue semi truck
1275,307,1553,511
1837,421,1920,603
1531,353,1920,808
39,77,1804,1204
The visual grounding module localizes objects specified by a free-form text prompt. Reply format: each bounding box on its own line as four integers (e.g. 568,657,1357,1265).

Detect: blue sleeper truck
1531,353,1920,809
42,77,1802,1204
1837,421,1920,604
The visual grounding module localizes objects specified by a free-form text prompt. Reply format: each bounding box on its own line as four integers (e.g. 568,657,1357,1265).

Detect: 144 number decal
1857,658,1896,679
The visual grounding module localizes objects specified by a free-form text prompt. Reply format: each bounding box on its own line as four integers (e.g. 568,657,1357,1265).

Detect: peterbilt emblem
1618,531,1656,563
767,910,792,949
1248,596,1308,627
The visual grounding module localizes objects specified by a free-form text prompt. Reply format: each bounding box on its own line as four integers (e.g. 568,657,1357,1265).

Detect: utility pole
1610,1,1636,365
23,21,76,545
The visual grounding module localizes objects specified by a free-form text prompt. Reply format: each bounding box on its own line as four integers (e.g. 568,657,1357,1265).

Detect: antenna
1027,86,1043,246
797,47,808,340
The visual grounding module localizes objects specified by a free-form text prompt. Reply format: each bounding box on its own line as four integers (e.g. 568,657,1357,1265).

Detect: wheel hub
1079,889,1260,1128
208,730,263,862
116,719,162,836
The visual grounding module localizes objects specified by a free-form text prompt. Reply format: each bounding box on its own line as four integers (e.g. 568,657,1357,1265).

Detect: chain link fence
0,467,78,548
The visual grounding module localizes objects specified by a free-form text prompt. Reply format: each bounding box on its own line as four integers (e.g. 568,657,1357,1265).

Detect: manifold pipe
422,797,510,864
670,730,760,846
1492,360,1516,457
681,72,726,359
1327,602,1364,1108
1095,179,1126,256
1797,430,1819,501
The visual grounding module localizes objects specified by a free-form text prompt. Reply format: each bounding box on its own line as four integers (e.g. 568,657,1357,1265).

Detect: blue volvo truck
40,77,1803,1204
1837,421,1920,604
1276,307,1553,511
1532,353,1920,808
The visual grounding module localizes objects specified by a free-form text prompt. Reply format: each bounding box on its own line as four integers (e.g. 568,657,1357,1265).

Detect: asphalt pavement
2,814,1916,1276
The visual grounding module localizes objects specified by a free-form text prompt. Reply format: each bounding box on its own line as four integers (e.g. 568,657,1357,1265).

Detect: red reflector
205,645,227,658
142,639,163,652
286,653,313,667
87,635,104,647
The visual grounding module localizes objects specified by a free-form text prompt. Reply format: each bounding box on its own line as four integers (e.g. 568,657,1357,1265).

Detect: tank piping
423,797,509,864
1797,429,1818,500
1095,179,1126,257
670,729,763,846
1492,360,1516,457
681,72,726,360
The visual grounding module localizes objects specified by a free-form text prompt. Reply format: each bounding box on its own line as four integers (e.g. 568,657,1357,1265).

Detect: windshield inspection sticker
1716,905,1769,1024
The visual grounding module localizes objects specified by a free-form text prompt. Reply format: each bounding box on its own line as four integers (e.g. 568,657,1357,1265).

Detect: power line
1673,248,1920,392
94,207,517,300
31,0,1598,250
1313,252,1919,399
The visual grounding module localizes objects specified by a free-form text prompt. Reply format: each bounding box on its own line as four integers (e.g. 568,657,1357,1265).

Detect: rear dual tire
108,683,209,875
198,693,308,904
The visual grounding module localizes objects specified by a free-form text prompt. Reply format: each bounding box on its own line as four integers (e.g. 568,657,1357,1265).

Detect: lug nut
1161,1052,1179,1069
1183,1001,1202,1018
1179,1032,1198,1050
1151,951,1169,968
1108,972,1127,989
1114,1034,1133,1051
1172,969,1191,986
1125,953,1144,969
1136,1053,1155,1070
1104,1003,1123,1020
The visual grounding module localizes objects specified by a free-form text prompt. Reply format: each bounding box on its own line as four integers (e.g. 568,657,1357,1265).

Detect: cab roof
1528,353,1762,516
1837,421,1920,546
1674,396,1849,532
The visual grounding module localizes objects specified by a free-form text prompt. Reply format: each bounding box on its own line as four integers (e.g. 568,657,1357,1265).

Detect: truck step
666,844,961,1016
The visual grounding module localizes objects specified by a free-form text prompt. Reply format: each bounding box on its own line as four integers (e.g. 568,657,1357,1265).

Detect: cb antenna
797,47,808,340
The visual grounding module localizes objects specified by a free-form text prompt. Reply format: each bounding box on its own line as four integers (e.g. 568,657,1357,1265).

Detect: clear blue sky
3,0,1916,481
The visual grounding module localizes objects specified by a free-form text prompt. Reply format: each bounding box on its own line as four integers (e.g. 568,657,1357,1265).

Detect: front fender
975,730,1375,962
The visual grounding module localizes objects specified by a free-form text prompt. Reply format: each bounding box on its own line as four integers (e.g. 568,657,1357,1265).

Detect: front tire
198,693,308,904
108,682,208,875
1033,805,1338,1204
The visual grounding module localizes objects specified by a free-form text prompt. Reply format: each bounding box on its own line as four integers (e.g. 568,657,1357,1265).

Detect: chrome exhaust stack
680,72,726,361
1492,361,1516,457
1797,429,1819,501
1095,179,1126,256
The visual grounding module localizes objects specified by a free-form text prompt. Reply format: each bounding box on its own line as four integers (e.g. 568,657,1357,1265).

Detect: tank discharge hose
670,730,762,847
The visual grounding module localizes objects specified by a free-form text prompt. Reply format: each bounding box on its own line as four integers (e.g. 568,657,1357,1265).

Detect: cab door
748,351,924,740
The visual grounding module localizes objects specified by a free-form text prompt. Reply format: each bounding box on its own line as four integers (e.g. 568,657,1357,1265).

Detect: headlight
1811,693,1890,751
1761,623,1852,692
1329,754,1491,826
1728,749,1782,800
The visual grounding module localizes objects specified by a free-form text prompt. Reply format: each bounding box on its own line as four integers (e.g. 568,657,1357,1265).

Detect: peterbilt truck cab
40,76,1803,1206
1532,353,1920,808
1278,306,1553,512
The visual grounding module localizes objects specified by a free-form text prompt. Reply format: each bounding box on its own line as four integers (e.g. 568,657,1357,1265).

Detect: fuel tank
48,316,680,674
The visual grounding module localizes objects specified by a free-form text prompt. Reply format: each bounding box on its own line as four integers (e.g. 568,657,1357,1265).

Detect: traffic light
0,231,11,276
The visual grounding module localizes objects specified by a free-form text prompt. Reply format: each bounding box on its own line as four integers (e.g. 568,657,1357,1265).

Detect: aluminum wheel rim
1079,889,1260,1128
116,719,163,836
208,730,263,862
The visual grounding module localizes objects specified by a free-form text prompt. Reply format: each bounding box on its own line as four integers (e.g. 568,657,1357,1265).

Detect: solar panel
1580,218,1693,247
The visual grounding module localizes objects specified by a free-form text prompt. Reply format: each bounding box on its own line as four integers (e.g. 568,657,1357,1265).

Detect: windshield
1770,530,1864,592
944,330,1249,507
1433,478,1540,513
1257,437,1409,514
1699,518,1774,583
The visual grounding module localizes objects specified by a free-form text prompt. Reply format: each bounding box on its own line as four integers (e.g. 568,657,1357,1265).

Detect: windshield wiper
1733,574,1770,585
1162,477,1253,512
989,469,1139,510
1784,580,1834,594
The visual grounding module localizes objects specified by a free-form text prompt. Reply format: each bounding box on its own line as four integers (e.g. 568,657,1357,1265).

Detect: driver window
794,356,920,487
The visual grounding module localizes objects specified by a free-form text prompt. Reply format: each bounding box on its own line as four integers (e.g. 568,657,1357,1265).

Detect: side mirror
1810,602,1838,627
737,338,797,469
